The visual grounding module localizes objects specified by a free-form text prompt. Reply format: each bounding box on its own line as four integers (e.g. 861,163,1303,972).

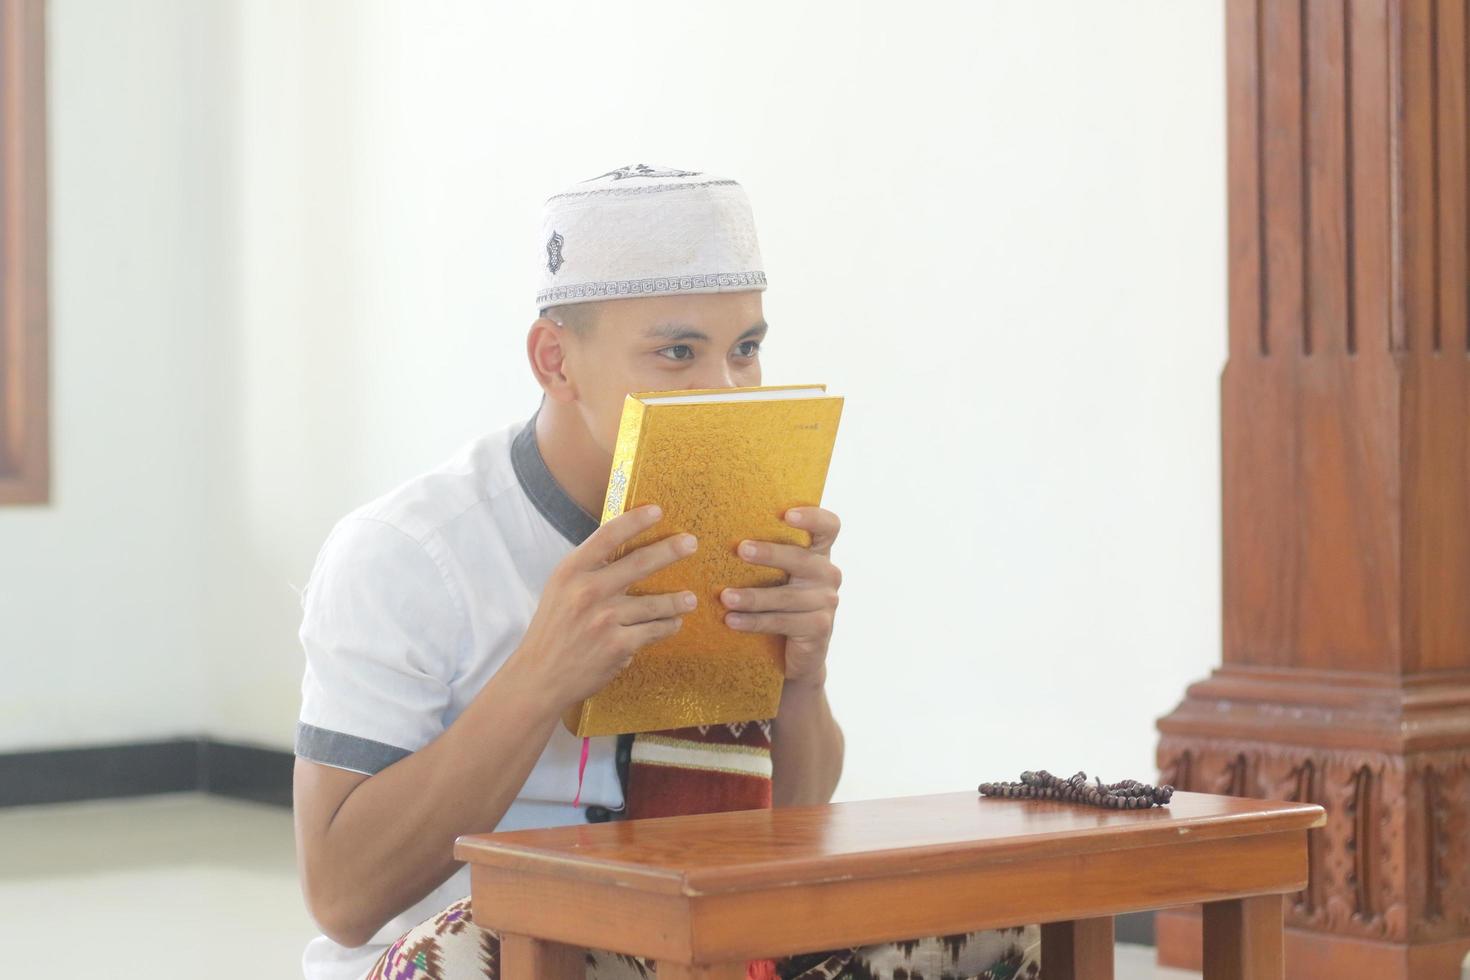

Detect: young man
292,165,1038,980
291,165,844,979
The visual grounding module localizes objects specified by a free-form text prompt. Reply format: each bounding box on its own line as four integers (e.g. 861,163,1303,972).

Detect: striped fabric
624,721,773,820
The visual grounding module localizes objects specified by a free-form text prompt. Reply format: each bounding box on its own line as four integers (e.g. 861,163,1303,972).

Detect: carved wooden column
1155,1,1470,977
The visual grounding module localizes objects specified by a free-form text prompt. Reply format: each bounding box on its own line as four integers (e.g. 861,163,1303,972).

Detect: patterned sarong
368,723,1040,980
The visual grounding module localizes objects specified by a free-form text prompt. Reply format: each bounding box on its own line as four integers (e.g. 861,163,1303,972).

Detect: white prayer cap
536,164,766,311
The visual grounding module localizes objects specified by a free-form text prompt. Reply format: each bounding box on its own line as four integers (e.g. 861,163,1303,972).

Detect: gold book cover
561,384,844,737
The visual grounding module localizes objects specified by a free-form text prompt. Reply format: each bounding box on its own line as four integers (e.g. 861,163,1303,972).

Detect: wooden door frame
0,0,49,505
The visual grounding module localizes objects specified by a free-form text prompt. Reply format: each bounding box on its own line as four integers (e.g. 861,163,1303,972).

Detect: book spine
565,396,649,737
599,396,649,525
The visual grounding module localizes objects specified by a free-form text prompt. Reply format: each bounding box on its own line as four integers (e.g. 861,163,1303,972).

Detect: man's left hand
720,506,842,689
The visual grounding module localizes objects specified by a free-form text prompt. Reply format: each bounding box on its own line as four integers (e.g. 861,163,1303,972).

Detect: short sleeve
295,517,467,775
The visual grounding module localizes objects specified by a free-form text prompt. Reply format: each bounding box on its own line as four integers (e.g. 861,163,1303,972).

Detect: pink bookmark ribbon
572,736,591,806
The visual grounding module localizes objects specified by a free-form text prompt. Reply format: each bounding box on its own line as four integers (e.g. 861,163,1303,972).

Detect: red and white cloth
624,720,773,819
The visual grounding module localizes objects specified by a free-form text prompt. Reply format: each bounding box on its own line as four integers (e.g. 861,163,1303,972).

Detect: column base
1157,907,1470,980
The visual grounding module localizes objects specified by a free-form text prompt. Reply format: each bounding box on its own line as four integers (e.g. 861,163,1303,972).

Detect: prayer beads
977,769,1174,809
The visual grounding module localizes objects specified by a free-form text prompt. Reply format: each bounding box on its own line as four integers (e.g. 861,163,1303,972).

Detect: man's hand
719,506,842,688
511,503,699,710
295,503,697,948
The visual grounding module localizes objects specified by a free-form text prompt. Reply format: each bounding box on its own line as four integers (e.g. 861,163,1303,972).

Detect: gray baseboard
0,738,293,808
1114,910,1155,946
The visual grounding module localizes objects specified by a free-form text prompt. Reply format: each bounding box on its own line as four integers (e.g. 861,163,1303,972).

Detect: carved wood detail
1159,736,1470,945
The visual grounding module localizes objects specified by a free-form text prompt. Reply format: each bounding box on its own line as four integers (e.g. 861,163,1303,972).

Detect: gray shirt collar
511,409,600,546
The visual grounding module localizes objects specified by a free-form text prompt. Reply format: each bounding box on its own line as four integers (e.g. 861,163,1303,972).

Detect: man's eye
657,344,696,361
735,340,762,358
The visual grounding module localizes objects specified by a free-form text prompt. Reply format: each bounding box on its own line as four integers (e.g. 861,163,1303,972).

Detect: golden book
561,384,844,737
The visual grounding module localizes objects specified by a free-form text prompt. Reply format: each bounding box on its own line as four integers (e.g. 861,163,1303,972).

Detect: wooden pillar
1155,1,1470,977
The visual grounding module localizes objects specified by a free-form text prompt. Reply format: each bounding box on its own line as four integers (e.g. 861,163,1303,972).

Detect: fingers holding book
576,504,666,568
604,531,698,594
617,590,698,626
782,506,841,557
723,600,838,637
720,584,835,618
733,538,842,586
722,506,844,688
511,503,701,710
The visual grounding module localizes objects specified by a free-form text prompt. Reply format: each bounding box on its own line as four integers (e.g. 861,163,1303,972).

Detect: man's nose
689,366,738,389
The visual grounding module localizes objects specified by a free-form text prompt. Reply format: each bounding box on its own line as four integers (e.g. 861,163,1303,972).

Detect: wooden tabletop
457,790,1326,971
455,790,1326,896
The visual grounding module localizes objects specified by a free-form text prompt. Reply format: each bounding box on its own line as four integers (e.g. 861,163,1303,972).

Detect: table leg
1041,916,1115,980
1202,895,1283,980
656,962,748,980
499,932,586,980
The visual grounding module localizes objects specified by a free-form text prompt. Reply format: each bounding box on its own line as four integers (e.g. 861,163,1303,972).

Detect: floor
0,794,317,977
0,793,1337,979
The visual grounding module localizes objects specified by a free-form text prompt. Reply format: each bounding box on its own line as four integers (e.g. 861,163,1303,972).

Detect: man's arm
770,668,845,806
294,504,695,947
294,659,560,947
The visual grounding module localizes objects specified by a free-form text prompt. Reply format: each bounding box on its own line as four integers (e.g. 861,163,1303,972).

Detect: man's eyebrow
644,321,769,342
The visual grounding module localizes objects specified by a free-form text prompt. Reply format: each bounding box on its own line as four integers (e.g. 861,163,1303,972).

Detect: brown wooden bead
977,769,1173,810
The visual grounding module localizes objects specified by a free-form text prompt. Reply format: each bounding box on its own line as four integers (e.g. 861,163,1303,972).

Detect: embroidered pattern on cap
585,164,703,182
544,179,736,204
536,271,766,306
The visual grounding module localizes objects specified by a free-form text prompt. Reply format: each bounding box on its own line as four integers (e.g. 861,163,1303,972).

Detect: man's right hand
511,504,698,710
297,506,700,947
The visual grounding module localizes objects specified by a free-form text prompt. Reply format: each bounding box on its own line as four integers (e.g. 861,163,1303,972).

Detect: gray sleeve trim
294,722,413,775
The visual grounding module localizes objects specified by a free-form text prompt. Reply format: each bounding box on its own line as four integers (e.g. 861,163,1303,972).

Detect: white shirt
295,412,627,980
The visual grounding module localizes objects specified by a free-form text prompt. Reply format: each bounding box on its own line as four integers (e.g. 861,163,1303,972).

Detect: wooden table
455,790,1326,980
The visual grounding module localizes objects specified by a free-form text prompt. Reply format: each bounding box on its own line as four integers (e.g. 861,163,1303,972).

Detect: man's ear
527,317,579,403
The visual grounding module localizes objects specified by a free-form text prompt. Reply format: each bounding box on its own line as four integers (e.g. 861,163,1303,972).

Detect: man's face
559,291,767,454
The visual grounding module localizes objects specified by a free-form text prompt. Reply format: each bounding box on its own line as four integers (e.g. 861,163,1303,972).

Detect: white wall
7,0,1226,801
0,0,231,749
